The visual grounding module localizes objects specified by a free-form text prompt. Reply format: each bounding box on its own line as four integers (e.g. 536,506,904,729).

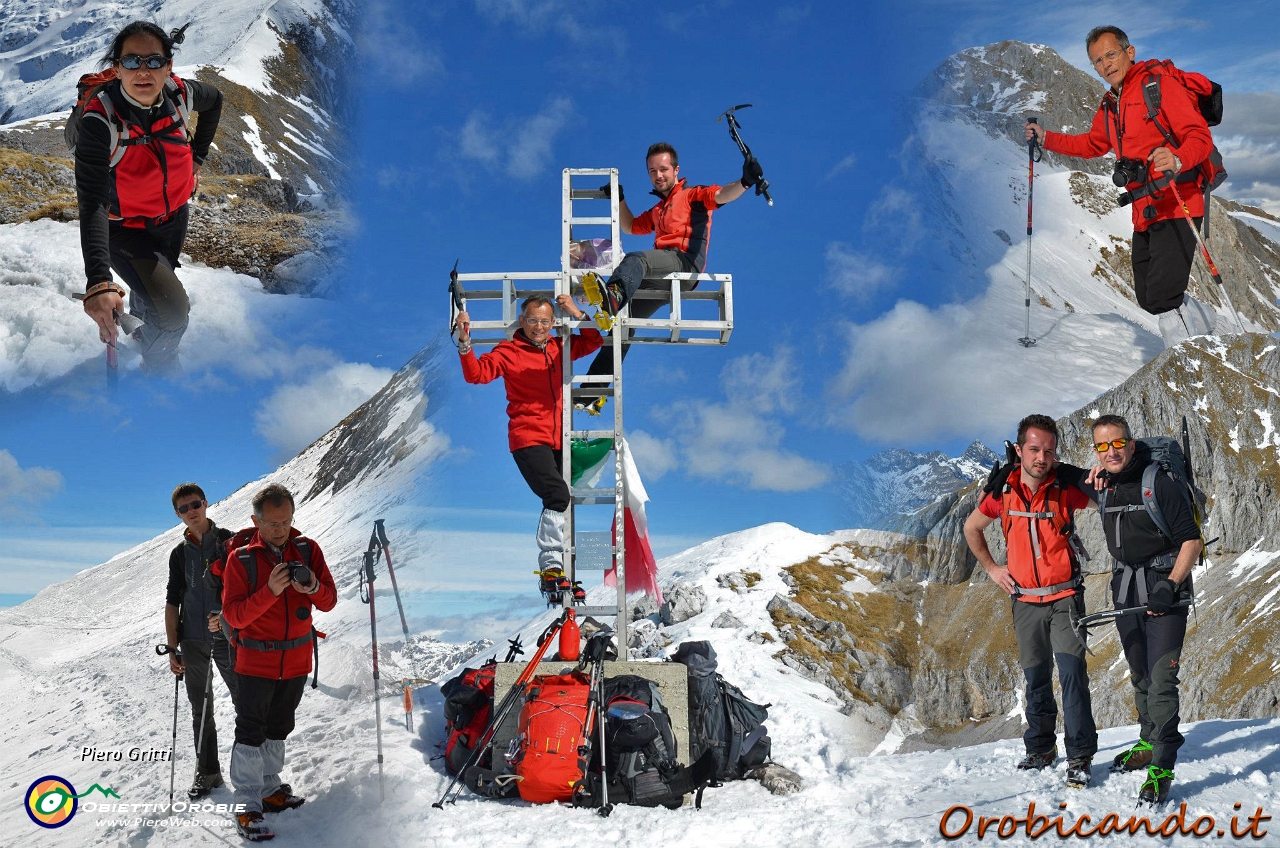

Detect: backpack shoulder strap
165,75,192,134
236,547,258,592
293,537,313,565
1142,65,1182,150
1140,463,1176,544
88,90,130,168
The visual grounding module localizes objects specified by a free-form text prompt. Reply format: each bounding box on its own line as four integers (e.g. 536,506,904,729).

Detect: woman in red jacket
454,293,601,584
75,20,223,372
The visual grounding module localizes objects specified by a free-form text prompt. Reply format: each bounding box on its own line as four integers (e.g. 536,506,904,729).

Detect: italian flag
571,437,663,604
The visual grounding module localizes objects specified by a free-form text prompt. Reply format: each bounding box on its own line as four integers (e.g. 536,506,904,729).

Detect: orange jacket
1043,59,1213,232
630,178,721,271
979,472,1090,604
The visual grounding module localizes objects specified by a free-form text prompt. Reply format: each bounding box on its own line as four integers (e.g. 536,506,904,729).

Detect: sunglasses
1093,438,1131,453
119,54,169,70
176,499,205,514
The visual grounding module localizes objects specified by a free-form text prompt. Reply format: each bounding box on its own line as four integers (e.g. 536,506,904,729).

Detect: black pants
109,205,191,369
1011,595,1098,760
180,637,239,776
1113,568,1189,769
232,674,307,747
512,445,570,511
586,248,699,380
1131,217,1200,315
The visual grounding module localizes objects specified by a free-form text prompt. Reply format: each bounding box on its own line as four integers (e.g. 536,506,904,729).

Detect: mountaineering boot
537,567,567,605
188,771,224,800
261,783,305,813
571,581,586,605
1110,740,1153,773
1065,757,1092,789
581,272,615,332
1016,748,1058,770
1138,766,1174,806
236,811,274,841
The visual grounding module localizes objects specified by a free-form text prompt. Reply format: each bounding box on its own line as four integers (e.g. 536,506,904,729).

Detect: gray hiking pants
586,249,698,379
1011,595,1098,760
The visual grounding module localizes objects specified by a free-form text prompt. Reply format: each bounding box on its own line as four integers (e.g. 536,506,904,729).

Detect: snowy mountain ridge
838,440,997,531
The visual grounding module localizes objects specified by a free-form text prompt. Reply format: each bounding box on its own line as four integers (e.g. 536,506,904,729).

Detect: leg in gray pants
585,248,698,380
1012,594,1099,760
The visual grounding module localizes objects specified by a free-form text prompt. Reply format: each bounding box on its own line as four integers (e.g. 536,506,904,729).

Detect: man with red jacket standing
1026,26,1219,349
963,415,1098,788
454,294,601,592
221,483,336,842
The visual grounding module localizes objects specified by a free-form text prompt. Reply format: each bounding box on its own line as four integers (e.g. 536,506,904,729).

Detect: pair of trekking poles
433,612,616,816
155,639,216,808
1018,116,1244,347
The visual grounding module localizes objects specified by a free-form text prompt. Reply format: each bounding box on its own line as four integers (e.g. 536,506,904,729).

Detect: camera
1112,157,1147,187
285,561,313,587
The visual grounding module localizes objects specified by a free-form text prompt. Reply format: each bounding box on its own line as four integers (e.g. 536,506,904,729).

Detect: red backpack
441,662,498,775
512,672,593,803
1138,59,1226,193
64,68,193,167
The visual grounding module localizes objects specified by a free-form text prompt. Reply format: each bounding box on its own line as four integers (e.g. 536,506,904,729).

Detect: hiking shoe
1065,757,1092,789
261,783,305,813
1138,766,1174,806
1016,748,1058,770
236,811,274,841
187,771,223,800
1110,740,1154,773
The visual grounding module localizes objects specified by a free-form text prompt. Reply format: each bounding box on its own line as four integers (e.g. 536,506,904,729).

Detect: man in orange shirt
581,142,763,408
964,414,1098,788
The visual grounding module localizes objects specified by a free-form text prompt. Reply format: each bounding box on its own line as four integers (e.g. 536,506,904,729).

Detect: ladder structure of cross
450,168,734,647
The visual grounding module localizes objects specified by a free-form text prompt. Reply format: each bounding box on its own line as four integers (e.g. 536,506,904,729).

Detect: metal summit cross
449,167,734,647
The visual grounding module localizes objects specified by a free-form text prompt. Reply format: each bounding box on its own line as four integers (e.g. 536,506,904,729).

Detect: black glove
740,157,764,189
982,460,1015,496
599,182,623,201
1147,578,1178,614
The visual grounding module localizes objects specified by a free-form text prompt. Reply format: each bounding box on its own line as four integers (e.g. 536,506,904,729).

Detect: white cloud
825,242,899,301
253,361,397,458
457,98,574,182
648,347,832,492
0,450,62,518
508,97,573,179
473,0,626,50
357,1,444,87
824,151,858,180
627,430,677,481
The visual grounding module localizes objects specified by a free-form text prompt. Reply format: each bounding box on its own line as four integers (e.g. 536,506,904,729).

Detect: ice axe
448,259,468,344
717,104,772,206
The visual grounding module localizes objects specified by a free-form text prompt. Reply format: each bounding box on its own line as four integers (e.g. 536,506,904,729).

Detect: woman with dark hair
74,21,222,372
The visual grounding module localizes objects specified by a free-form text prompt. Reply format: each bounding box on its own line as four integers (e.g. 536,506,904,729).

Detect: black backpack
672,641,772,781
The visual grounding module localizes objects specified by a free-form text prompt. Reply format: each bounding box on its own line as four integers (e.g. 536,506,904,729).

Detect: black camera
285,561,313,587
1112,157,1147,187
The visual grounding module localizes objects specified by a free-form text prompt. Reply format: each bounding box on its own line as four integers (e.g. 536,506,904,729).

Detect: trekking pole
359,547,386,804
579,633,613,817
155,644,183,808
1019,117,1043,348
373,520,411,644
717,104,772,206
1163,171,1246,333
433,611,569,808
191,644,215,794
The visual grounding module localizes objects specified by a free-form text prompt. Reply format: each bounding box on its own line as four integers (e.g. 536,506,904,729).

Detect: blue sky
2,0,1276,616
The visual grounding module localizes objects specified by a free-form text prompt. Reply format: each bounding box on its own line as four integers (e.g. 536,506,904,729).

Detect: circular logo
25,775,77,828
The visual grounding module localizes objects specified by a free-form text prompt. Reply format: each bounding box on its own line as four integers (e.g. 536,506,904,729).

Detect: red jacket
631,178,722,272
221,528,337,679
1043,59,1213,232
979,471,1091,604
460,328,602,452
82,75,195,226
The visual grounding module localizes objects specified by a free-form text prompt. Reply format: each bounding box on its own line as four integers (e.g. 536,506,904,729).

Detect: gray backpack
672,641,771,781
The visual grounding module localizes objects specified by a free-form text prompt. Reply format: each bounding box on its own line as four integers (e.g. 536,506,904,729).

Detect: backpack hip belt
1119,168,1203,205
1113,551,1177,606
1014,576,1083,598
236,632,314,652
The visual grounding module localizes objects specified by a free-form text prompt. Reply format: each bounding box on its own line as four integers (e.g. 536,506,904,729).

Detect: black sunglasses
176,499,205,514
119,54,169,70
